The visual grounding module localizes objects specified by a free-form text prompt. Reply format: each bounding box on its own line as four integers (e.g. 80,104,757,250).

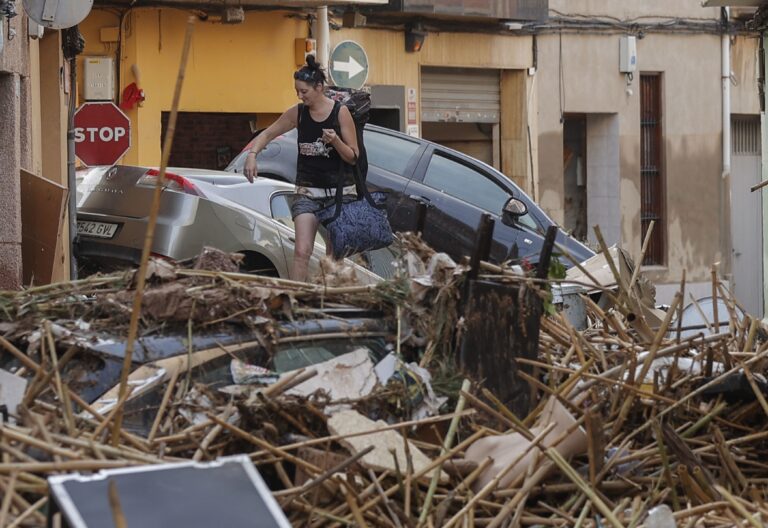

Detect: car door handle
409,194,431,206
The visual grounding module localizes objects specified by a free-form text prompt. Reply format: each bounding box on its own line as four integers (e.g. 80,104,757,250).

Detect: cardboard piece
0,368,28,424
20,169,68,285
327,409,448,483
565,246,664,328
284,348,378,403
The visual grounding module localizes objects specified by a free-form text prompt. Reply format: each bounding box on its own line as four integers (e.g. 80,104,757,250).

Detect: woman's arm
243,105,299,182
248,105,299,155
326,105,359,165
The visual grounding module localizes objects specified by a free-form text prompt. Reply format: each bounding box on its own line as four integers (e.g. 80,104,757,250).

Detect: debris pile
0,240,767,527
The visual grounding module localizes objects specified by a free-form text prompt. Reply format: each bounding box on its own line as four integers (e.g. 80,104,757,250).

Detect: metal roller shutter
421,67,500,123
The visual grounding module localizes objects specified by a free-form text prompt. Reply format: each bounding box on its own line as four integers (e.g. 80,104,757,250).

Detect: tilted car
227,125,595,266
75,166,390,280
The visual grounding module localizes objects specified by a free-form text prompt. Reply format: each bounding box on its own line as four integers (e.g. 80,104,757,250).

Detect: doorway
731,115,763,317
563,115,588,241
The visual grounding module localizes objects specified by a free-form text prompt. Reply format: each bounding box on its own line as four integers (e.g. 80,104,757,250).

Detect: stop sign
74,102,131,166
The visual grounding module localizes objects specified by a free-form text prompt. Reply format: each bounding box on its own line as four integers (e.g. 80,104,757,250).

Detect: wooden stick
419,379,471,527
750,178,768,192
613,291,681,434
44,322,76,436
207,414,322,474
108,479,128,528
0,472,18,527
628,220,654,297
0,460,140,473
112,16,196,446
7,496,47,528
148,368,180,443
193,404,235,462
715,485,762,528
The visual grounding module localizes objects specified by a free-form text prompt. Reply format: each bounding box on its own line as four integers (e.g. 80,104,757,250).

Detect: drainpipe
67,56,78,280
315,6,330,70
722,8,732,288
762,30,768,318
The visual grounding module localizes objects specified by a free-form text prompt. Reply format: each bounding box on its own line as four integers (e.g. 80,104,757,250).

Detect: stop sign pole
73,102,131,166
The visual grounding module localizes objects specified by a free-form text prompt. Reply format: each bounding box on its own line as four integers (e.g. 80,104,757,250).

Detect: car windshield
117,337,389,435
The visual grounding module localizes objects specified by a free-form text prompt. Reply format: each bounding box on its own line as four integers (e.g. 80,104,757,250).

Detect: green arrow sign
329,40,369,89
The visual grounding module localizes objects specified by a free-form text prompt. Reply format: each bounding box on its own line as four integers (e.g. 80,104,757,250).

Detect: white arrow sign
333,56,365,79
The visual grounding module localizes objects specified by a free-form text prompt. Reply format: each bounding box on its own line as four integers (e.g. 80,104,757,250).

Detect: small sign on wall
407,88,417,125
407,88,418,137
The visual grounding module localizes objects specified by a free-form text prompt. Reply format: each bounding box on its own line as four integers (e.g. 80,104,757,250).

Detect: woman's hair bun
306,54,318,69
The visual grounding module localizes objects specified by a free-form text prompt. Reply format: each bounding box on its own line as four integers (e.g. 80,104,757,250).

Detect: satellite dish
23,0,93,30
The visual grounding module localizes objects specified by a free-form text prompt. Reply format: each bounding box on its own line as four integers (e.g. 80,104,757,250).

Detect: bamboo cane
112,16,196,446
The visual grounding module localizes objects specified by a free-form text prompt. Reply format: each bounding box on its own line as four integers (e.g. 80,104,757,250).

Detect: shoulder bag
314,163,394,260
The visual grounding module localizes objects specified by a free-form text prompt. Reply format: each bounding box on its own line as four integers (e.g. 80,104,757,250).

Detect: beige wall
732,35,761,115
39,32,71,282
79,11,534,175
336,27,533,189
0,1,31,289
548,0,720,20
536,31,726,286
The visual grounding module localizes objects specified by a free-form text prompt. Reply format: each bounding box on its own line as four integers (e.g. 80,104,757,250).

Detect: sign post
74,102,131,166
329,40,369,90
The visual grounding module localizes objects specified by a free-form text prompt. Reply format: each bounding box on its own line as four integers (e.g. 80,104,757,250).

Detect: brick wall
161,112,257,170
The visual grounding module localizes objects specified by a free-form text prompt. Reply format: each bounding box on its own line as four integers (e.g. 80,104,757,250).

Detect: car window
364,130,420,177
270,192,294,229
272,338,388,372
423,153,538,230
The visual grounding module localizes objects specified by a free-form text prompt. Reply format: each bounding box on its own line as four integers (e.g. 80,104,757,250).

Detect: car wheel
238,251,280,277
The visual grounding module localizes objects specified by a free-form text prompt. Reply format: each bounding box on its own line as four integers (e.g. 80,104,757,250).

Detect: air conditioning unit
619,36,637,74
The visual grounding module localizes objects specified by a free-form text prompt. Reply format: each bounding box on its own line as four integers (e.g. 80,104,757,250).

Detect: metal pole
67,56,78,280
316,6,330,70
761,29,768,319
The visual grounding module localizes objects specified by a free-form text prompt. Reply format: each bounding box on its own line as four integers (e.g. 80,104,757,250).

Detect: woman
243,56,359,282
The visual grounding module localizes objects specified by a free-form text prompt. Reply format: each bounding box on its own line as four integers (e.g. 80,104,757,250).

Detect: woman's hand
243,153,258,183
322,128,338,145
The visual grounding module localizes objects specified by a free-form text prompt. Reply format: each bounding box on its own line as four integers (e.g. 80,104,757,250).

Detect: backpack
325,86,370,182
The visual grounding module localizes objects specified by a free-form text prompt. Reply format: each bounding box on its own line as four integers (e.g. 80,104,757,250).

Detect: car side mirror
501,197,528,226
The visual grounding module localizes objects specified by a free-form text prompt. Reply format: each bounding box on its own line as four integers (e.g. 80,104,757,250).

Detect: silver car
75,165,386,281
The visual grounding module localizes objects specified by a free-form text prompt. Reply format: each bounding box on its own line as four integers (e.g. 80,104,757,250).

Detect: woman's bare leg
292,213,320,281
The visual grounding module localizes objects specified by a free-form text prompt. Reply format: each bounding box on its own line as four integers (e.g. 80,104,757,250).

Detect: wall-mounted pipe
722,7,732,284
722,7,731,180
315,6,329,70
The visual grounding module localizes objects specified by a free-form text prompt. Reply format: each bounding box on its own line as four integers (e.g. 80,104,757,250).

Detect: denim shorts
290,186,357,219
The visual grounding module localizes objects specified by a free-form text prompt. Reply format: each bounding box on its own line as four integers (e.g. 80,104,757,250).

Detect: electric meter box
83,57,115,101
619,36,637,73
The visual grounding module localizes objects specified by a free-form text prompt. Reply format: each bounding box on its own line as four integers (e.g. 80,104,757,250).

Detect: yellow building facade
79,7,535,186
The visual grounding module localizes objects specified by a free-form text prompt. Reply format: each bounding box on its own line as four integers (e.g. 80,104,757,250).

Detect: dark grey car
227,125,595,266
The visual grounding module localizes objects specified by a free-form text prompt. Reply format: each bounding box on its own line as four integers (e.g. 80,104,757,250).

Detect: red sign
74,102,131,166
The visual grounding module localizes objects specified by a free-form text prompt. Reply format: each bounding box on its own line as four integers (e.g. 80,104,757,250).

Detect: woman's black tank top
296,101,352,188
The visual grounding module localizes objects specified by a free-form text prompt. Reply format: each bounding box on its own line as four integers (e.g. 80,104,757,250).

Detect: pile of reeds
1,240,768,527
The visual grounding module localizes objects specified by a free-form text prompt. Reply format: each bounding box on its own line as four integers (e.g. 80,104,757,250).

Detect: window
364,130,421,176
640,75,665,265
423,153,538,230
270,192,294,229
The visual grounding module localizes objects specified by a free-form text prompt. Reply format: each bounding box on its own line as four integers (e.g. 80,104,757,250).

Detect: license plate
77,221,119,239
